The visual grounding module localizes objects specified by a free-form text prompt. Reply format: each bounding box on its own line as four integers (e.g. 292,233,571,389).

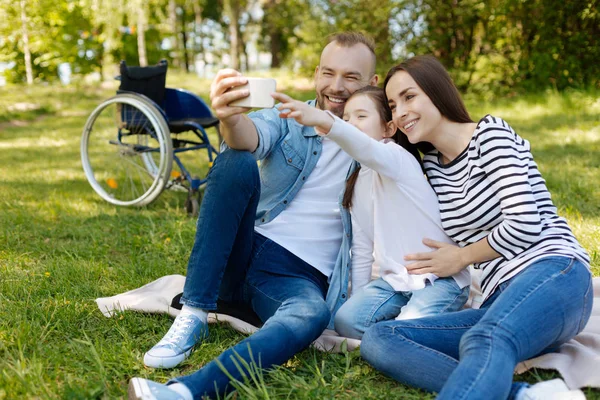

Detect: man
128,32,378,400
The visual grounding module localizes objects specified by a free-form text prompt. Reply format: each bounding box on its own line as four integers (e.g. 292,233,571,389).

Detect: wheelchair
80,60,220,214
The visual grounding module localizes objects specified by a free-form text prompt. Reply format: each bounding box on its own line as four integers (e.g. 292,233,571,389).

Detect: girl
358,56,592,400
272,86,470,340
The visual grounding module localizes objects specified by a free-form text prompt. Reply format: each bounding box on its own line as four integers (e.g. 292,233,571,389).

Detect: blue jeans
334,277,469,339
172,150,331,399
360,256,593,400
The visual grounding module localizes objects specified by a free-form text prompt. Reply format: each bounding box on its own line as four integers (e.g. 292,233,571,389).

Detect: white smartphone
228,77,277,108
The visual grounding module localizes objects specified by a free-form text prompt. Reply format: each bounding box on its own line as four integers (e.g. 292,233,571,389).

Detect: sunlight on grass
0,137,74,149
1,81,599,399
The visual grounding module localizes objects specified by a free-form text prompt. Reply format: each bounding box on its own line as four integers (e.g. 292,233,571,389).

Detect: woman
359,55,593,400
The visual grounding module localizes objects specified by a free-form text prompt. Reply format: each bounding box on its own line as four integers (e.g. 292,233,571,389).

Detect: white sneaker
518,378,586,400
143,311,208,369
128,378,188,400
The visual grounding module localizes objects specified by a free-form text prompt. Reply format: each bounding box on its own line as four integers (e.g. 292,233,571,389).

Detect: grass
0,71,599,399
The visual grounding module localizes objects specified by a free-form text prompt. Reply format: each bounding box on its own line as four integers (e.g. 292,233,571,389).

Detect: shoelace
159,313,197,347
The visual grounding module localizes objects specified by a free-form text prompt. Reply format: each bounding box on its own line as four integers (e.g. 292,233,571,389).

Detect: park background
1,0,599,399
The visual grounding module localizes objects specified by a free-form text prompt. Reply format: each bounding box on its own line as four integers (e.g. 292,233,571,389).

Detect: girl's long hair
383,55,473,154
342,86,422,209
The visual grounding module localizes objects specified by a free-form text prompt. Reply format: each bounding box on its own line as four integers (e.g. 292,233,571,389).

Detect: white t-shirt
321,116,470,293
255,135,352,278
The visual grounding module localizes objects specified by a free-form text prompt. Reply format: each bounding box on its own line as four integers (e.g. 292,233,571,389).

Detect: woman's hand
271,92,334,133
404,239,469,277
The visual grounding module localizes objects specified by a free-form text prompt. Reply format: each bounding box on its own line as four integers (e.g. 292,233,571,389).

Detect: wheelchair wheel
81,93,173,206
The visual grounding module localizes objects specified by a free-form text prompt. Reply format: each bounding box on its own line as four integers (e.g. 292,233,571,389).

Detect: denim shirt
222,100,353,328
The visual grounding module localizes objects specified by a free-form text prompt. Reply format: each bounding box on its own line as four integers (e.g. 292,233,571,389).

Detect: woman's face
343,94,391,141
385,71,443,144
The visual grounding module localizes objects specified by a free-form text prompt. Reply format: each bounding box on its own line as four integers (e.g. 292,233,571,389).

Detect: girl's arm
272,92,410,180
271,92,334,131
322,115,410,180
350,220,374,294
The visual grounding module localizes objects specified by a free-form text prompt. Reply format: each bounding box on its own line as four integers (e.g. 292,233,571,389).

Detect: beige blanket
96,275,600,389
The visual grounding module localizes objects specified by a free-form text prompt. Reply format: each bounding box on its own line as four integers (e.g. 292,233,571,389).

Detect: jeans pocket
559,257,576,275
577,273,594,333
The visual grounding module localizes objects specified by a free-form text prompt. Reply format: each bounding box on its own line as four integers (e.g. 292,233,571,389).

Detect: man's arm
220,114,259,152
209,69,259,152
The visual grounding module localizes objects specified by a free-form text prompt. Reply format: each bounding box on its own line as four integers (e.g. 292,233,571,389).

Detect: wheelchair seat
169,117,220,133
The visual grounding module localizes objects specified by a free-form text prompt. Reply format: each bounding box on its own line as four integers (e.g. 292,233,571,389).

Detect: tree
290,0,397,76
19,0,33,84
222,0,240,69
135,0,149,66
259,0,306,68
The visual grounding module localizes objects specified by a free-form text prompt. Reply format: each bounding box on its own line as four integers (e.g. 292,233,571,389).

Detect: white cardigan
321,115,470,293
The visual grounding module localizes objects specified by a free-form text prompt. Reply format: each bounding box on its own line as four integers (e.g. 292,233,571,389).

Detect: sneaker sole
143,348,193,369
128,378,151,400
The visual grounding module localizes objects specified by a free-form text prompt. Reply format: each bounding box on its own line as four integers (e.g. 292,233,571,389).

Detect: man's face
314,42,377,118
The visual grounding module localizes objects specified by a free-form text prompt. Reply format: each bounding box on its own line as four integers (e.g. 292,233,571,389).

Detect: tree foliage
393,0,600,93
0,0,597,92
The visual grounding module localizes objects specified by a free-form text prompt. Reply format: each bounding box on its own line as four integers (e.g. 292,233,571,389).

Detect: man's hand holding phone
210,70,276,119
209,69,252,124
209,69,277,152
228,77,276,109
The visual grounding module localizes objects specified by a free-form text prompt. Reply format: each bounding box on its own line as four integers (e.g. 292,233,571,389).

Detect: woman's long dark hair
342,86,423,209
383,55,473,155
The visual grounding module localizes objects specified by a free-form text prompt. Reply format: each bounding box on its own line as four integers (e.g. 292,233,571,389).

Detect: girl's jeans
360,256,593,400
171,150,331,399
335,277,469,339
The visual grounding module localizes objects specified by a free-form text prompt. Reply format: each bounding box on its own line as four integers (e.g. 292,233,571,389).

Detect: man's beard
316,93,345,118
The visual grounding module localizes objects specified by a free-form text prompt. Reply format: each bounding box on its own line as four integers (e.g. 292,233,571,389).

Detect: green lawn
0,74,598,399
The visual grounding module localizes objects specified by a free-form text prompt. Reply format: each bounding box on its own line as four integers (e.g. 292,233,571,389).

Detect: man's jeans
335,277,469,339
360,256,593,400
172,150,331,399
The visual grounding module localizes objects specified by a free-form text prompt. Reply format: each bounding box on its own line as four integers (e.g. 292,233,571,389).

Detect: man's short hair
325,32,376,76
326,32,376,60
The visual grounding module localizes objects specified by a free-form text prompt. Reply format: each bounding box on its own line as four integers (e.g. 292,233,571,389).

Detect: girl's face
343,94,393,141
385,71,443,144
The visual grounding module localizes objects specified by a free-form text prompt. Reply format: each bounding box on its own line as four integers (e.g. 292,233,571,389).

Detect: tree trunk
193,0,204,61
137,7,148,66
180,7,190,73
270,30,282,68
19,0,33,84
225,0,240,70
169,0,180,68
238,24,249,72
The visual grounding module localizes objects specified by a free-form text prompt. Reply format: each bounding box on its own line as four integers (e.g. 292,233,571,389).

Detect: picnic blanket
96,274,600,389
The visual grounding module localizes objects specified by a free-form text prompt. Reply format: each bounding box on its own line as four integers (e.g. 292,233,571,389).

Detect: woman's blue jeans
172,150,331,399
360,256,593,400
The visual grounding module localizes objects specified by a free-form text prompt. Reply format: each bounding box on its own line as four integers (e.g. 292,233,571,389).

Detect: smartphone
228,77,277,108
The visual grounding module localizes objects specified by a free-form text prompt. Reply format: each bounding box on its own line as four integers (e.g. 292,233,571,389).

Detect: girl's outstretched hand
404,238,469,277
271,92,334,133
